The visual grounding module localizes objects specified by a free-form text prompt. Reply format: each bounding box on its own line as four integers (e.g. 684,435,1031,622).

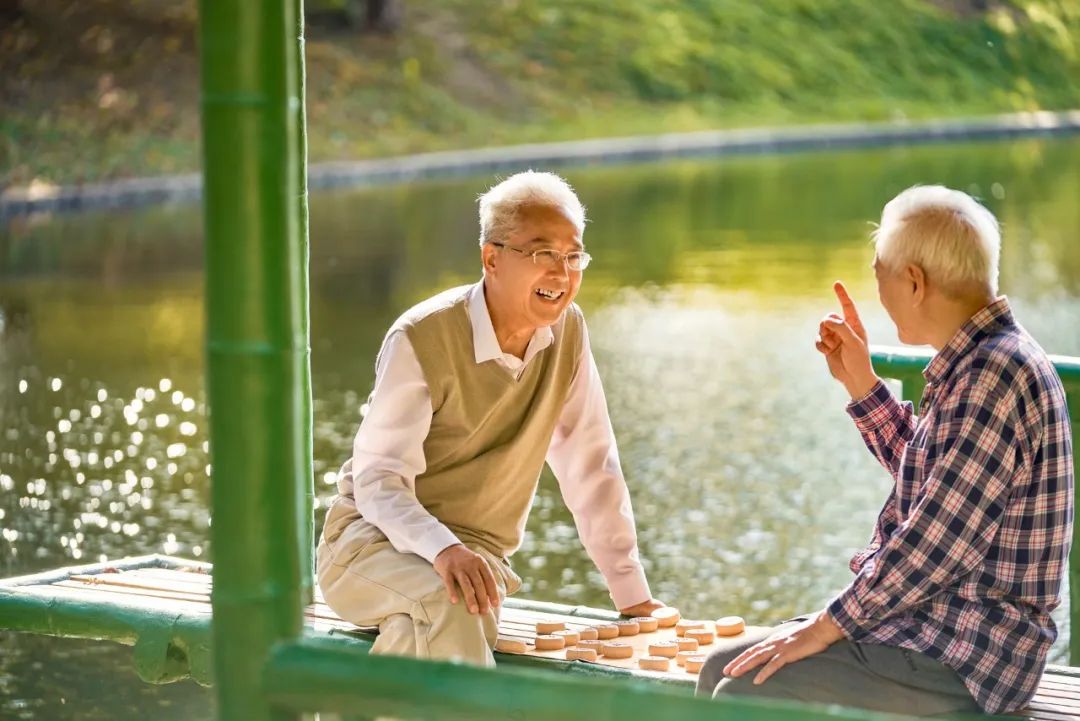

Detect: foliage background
1,0,1079,186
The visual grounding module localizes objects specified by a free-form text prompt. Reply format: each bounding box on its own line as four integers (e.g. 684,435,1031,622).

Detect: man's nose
547,258,571,279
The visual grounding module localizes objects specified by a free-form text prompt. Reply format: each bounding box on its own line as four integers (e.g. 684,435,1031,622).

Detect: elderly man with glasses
318,171,667,667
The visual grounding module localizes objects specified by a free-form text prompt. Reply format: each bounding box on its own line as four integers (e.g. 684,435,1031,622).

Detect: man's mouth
535,288,565,301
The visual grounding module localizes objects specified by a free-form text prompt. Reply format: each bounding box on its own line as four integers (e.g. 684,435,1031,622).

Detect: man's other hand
724,611,844,685
433,544,500,615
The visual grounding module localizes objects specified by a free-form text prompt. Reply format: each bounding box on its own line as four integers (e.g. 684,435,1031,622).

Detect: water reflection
2,136,1079,718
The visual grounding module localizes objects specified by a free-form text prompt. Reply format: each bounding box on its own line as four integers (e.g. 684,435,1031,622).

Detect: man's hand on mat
723,611,845,686
618,598,667,618
434,544,500,615
816,281,879,400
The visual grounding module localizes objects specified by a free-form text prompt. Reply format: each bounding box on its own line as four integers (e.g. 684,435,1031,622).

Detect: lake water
2,136,1079,719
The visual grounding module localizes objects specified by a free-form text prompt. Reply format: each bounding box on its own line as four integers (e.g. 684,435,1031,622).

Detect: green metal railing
870,347,1080,666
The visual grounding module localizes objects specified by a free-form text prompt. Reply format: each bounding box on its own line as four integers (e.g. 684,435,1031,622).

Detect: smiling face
482,204,584,331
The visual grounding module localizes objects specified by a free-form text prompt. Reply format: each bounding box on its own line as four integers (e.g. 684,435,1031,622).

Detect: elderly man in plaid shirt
698,185,1073,716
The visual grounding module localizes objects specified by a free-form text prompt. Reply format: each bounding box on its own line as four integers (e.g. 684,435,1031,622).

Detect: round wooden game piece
684,654,708,673
676,650,697,667
615,620,640,637
651,606,681,628
578,627,599,641
648,640,679,658
567,647,599,662
638,655,670,672
675,619,706,637
595,624,620,640
577,639,604,652
686,628,715,645
495,637,527,654
714,616,746,637
535,634,566,651
600,641,633,659
536,620,566,635
554,630,580,646
675,636,700,652
633,616,659,633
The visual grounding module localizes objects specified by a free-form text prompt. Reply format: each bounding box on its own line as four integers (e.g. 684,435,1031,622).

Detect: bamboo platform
3,555,1080,719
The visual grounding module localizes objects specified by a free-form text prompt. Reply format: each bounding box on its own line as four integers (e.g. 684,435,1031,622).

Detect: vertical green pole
292,0,315,607
899,373,926,406
199,0,304,719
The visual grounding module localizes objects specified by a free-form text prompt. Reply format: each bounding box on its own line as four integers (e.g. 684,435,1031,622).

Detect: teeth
536,289,563,300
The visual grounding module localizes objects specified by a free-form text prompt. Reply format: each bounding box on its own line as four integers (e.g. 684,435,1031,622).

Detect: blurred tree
0,0,22,23
344,0,402,32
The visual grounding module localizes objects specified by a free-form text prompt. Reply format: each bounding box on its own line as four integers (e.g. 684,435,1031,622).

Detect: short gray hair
874,185,1000,296
477,171,586,246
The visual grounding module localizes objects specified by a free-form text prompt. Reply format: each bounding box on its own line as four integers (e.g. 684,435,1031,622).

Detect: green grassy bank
1,0,1078,186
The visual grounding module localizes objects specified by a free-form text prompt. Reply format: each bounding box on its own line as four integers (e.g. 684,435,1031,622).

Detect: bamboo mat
45,566,754,680
19,566,1080,718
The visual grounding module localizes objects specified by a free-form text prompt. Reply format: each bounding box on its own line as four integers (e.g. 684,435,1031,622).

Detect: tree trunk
345,0,402,33
0,0,23,24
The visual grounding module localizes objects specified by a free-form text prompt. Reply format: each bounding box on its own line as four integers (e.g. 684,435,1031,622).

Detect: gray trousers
695,619,982,717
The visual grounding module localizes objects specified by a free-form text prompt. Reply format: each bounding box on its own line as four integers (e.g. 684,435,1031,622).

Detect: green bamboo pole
291,0,315,608
263,638,910,721
198,0,305,719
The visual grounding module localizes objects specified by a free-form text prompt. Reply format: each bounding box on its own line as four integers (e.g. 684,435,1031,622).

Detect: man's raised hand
815,281,879,400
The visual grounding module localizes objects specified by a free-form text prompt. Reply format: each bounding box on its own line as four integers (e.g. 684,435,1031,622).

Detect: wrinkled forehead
513,204,584,249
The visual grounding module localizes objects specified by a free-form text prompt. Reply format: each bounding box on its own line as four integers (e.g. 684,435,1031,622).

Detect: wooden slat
118,569,213,589
1031,687,1080,705
56,580,209,604
1033,685,1080,702
1015,704,1080,721
54,579,355,628
1039,679,1080,692
1026,698,1080,714
15,583,213,615
69,573,207,597
1015,711,1079,721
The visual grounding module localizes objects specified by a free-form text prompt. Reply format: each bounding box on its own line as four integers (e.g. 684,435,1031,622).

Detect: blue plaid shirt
827,297,1074,714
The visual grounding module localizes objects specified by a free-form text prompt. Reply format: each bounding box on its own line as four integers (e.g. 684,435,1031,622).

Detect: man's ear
481,243,498,275
907,264,926,307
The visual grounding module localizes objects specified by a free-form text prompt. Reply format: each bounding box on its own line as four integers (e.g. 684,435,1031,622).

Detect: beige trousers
317,520,521,668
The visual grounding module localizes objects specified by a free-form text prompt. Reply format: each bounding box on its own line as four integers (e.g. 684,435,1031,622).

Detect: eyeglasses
491,242,592,271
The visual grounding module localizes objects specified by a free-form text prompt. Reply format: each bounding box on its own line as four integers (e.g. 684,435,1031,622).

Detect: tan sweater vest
326,285,584,560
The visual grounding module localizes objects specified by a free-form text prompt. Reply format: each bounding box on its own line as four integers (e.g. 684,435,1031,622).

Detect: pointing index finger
833,281,867,338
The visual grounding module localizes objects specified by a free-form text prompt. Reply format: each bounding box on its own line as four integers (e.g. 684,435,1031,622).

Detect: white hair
873,185,1000,297
477,171,586,246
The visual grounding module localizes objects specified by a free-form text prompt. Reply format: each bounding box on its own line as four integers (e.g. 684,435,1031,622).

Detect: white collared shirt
348,281,651,609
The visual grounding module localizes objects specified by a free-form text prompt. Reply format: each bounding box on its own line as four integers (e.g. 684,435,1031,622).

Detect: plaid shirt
827,297,1074,714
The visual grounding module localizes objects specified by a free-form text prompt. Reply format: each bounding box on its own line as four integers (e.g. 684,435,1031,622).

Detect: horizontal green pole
0,586,213,685
871,345,1080,387
263,637,915,721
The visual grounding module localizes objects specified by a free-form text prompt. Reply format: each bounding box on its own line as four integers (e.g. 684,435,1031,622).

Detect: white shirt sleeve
350,329,461,564
546,320,652,610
